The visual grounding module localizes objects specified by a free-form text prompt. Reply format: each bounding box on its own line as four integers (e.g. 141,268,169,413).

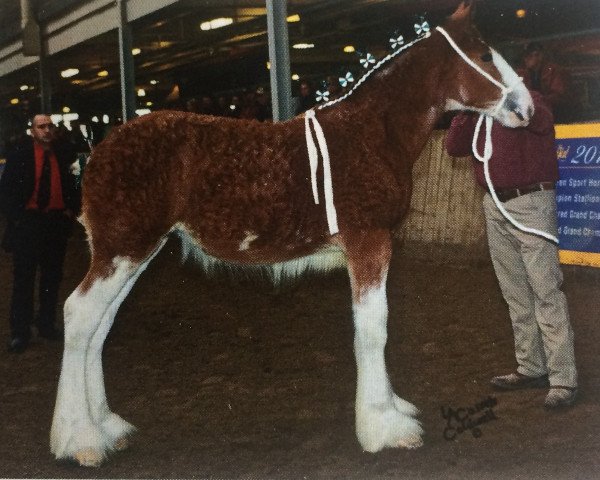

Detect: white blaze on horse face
489,48,533,127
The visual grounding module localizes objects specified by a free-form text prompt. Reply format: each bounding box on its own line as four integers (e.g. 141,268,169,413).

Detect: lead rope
304,26,558,243
436,26,559,244
472,115,559,244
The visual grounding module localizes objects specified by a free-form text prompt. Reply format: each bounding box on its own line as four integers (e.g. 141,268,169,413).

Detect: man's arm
445,112,477,157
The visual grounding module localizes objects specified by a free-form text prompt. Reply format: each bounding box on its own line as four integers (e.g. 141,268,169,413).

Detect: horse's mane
316,31,432,112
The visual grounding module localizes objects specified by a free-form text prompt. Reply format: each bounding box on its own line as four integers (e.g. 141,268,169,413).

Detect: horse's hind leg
341,230,423,452
50,239,166,466
86,239,168,453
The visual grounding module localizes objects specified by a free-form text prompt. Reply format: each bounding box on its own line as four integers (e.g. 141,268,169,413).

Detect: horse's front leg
342,230,423,452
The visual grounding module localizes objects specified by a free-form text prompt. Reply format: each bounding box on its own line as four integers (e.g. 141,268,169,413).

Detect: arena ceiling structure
0,0,598,134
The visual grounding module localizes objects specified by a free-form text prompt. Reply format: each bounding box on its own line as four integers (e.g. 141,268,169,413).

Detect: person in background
295,79,316,115
0,114,80,353
445,91,578,408
518,42,571,116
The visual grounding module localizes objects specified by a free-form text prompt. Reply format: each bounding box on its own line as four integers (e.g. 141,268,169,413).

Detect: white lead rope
303,25,558,243
437,25,559,244
472,114,559,244
305,109,339,235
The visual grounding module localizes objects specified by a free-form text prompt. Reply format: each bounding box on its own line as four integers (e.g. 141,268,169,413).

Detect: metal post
21,0,50,112
38,24,51,114
117,0,136,122
266,0,294,122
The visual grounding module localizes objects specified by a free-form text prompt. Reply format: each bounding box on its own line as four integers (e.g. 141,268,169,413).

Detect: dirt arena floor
1,223,599,479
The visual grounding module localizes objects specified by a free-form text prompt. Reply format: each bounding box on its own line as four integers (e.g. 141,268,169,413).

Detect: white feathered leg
86,242,166,453
352,280,423,451
343,230,423,452
50,252,157,467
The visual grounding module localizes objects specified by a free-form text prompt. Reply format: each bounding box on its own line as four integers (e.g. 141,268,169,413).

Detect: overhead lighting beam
61,68,79,78
200,17,234,31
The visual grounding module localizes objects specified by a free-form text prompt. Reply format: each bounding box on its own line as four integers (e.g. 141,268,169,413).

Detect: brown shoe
490,372,549,390
544,387,577,408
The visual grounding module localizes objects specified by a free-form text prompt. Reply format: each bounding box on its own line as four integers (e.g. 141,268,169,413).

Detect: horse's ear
449,1,475,22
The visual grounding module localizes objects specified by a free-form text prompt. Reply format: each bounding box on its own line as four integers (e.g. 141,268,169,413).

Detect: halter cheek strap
435,26,512,116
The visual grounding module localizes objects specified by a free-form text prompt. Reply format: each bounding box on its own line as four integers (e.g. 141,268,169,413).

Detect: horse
50,2,533,467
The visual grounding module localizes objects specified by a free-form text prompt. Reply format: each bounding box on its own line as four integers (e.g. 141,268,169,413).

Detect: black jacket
0,138,81,250
0,138,80,221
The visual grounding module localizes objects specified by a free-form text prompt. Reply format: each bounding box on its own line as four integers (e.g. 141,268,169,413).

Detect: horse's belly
173,223,346,282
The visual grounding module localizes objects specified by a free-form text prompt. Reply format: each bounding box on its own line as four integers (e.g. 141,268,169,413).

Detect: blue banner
555,124,600,267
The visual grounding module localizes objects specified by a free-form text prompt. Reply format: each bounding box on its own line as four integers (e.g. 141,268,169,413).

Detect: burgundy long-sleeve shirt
445,91,558,190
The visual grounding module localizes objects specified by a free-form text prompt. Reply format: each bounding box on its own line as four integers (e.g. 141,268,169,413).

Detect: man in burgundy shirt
445,91,578,408
0,114,80,353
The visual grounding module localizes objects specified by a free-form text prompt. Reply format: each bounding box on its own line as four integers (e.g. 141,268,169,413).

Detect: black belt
493,182,555,203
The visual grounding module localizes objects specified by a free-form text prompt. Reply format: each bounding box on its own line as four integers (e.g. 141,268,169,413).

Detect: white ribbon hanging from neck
304,109,339,235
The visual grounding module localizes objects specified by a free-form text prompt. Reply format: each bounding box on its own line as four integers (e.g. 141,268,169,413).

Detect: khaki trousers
483,191,577,388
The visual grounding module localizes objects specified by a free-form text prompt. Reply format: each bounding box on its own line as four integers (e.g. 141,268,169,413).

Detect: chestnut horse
51,3,532,466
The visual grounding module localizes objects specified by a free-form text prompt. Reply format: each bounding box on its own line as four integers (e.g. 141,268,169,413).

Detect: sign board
555,123,600,267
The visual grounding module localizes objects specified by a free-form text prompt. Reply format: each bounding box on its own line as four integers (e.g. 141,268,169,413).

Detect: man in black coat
0,114,81,353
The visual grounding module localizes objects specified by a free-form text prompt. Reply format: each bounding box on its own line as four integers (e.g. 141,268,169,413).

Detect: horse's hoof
114,436,130,451
397,434,424,449
75,448,104,467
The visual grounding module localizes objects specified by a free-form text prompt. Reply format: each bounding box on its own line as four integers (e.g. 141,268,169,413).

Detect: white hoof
75,448,105,467
356,401,424,453
113,436,130,452
50,422,111,466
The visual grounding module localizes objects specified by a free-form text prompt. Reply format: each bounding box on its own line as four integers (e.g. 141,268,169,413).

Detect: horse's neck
324,40,448,166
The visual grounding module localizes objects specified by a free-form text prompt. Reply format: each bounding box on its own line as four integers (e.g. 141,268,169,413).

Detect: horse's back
81,111,327,261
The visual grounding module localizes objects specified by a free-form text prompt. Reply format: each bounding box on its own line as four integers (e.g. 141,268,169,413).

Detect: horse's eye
481,52,493,62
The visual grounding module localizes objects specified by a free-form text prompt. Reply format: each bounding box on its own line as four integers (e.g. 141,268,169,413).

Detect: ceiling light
71,79,83,85
515,9,527,18
200,17,233,31
150,79,159,85
132,47,141,55
20,85,28,91
62,106,70,113
92,116,99,123
137,88,146,97
10,98,19,105
343,45,356,53
102,114,109,124
61,68,79,78
146,101,153,106
287,14,300,23
97,70,109,77
293,43,314,49
266,61,271,70
292,74,300,80
135,108,152,116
